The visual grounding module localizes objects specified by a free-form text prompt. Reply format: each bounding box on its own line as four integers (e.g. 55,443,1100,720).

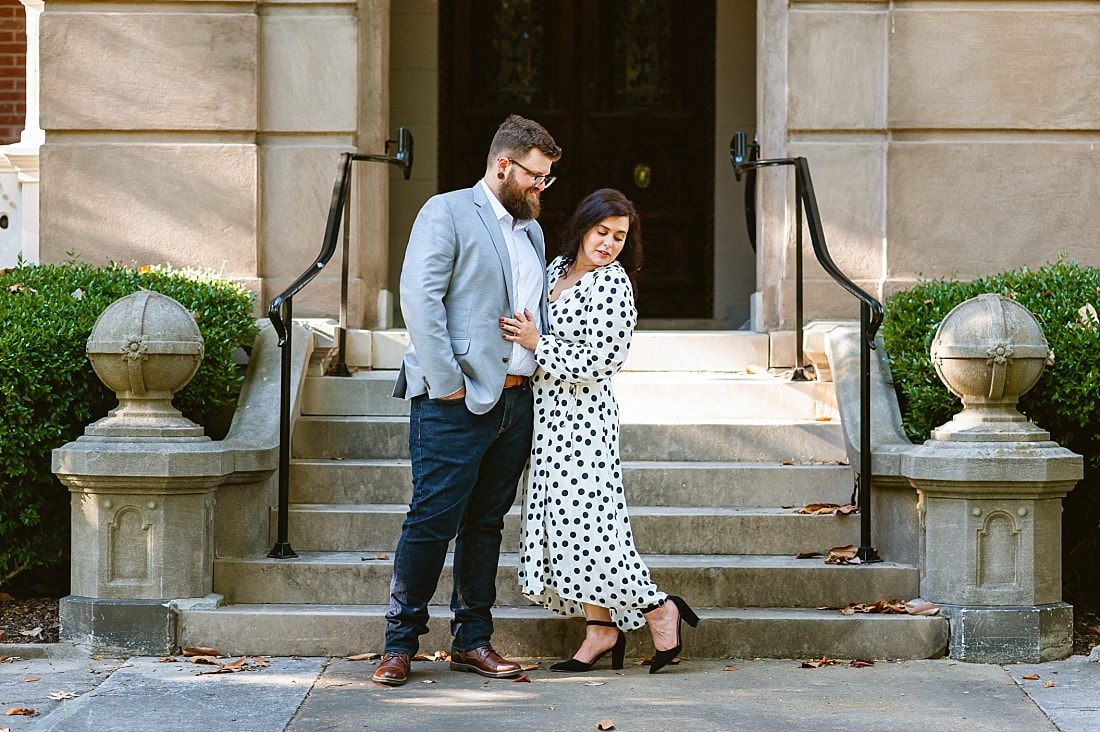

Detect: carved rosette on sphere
85,289,206,437
930,293,1052,440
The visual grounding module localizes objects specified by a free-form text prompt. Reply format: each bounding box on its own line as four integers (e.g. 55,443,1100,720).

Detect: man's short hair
486,114,562,168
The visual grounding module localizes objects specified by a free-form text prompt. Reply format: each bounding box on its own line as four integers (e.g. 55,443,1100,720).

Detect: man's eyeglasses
508,158,556,189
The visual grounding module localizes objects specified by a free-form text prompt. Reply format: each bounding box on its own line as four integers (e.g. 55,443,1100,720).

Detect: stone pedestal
53,291,226,655
904,441,1079,662
900,294,1082,662
56,445,230,654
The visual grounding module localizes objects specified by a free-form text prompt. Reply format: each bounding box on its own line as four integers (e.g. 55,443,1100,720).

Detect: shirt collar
479,179,532,232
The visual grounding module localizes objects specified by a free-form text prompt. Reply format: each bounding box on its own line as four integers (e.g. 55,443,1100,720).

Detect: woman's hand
500,309,540,351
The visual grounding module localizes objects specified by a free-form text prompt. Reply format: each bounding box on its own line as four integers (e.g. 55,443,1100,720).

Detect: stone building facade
33,0,1100,353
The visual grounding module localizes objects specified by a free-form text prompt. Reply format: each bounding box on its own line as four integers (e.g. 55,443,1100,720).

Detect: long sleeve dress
518,256,667,631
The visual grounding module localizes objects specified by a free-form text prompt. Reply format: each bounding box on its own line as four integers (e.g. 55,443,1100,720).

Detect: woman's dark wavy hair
557,188,644,291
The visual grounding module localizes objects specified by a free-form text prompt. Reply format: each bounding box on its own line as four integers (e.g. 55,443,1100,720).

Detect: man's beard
500,169,541,220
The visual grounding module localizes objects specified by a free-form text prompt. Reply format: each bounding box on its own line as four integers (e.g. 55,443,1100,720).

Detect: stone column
53,291,232,655
901,294,1082,662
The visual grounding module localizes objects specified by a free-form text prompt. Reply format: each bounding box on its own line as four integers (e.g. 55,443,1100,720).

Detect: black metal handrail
265,128,414,559
731,131,883,564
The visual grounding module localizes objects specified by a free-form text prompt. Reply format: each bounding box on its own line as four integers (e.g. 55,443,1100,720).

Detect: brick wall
0,1,26,145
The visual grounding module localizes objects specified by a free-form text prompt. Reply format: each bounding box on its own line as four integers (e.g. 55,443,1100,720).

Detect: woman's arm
531,264,637,384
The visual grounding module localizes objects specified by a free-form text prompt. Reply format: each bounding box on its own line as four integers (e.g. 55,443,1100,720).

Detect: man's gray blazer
392,182,550,415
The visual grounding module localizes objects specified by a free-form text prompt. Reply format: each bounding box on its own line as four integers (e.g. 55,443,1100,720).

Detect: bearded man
377,115,562,686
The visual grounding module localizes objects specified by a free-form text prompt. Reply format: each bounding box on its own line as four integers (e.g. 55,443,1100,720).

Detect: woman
501,188,698,674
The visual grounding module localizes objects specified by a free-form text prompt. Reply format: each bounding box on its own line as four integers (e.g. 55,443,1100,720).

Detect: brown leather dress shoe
371,652,412,686
449,646,523,679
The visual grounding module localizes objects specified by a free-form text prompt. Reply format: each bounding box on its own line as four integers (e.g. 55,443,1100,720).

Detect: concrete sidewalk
1,646,1097,731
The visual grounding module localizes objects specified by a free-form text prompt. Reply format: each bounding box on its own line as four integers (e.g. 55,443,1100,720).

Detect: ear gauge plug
498,172,505,179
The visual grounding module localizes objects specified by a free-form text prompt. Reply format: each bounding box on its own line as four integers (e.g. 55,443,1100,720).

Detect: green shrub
881,258,1100,590
0,261,257,586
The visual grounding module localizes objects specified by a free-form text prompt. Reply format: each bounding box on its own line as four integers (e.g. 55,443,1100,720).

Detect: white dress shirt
479,179,543,377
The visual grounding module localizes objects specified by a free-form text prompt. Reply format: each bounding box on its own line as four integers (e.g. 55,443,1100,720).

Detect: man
376,115,561,686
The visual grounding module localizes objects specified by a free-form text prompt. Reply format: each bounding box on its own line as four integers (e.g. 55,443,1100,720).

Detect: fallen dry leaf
5,708,35,717
188,655,220,665
182,646,221,657
18,627,42,638
826,545,861,565
520,662,541,671
1022,674,1040,680
723,665,738,671
47,691,78,700
850,659,875,668
596,719,615,731
23,675,39,682
514,674,532,683
376,553,389,560
904,600,941,616
346,653,381,662
201,656,250,675
421,679,436,684
840,600,908,615
814,416,833,421
1044,681,1056,688
157,656,178,663
801,656,839,668
251,657,270,668
0,592,13,601
795,552,823,559
413,650,450,662
781,460,794,465
797,503,856,516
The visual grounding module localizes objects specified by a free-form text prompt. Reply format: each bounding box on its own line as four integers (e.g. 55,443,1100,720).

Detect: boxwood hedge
0,261,257,587
881,258,1100,591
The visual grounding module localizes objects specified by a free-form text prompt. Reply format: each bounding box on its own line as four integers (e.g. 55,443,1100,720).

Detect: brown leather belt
503,374,529,388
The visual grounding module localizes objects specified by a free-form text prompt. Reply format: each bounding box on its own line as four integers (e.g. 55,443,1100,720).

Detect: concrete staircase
180,330,947,659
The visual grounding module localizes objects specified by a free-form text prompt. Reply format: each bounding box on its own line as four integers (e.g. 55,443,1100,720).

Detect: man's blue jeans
384,384,533,655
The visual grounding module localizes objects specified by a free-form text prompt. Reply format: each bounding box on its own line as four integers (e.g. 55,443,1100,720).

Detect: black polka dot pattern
518,257,666,631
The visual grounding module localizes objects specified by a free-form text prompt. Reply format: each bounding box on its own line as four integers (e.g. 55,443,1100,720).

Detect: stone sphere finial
929,293,1051,441
85,290,207,438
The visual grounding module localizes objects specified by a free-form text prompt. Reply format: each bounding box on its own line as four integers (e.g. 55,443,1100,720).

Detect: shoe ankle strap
585,620,617,628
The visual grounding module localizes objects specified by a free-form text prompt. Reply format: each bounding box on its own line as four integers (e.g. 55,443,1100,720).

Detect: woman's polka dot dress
519,256,666,631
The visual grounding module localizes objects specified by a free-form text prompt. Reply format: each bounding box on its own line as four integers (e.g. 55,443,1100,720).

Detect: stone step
213,552,918,609
338,329,772,373
300,370,838,421
178,604,948,660
291,417,847,463
288,459,854,507
615,372,837,422
268,505,861,556
302,371,407,417
624,331,771,372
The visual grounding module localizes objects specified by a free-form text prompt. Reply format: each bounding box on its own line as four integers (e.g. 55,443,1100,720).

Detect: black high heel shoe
550,620,626,672
643,595,700,674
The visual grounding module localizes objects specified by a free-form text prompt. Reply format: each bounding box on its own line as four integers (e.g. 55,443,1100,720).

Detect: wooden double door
440,0,716,319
